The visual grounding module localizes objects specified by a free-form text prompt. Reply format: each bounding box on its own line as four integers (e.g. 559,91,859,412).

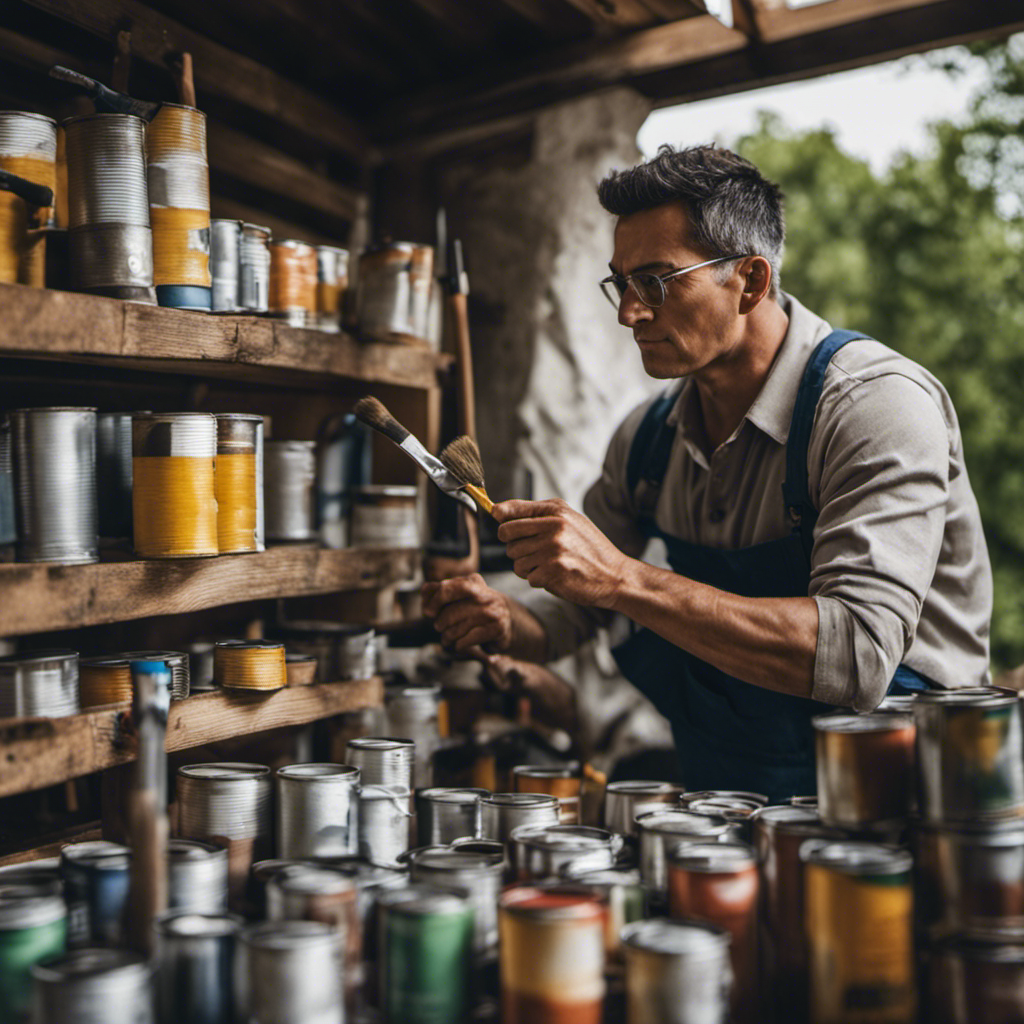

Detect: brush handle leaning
464,482,494,515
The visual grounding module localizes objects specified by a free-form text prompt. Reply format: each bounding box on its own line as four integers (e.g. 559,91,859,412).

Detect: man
423,144,992,800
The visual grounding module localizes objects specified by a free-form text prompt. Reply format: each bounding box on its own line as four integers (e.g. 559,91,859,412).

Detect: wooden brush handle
176,52,197,107
125,788,168,955
464,482,494,516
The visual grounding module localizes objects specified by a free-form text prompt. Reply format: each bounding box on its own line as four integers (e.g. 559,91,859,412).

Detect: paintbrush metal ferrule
397,436,478,511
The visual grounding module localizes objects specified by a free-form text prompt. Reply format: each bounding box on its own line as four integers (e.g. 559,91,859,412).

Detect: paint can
0,891,67,1021
415,787,487,846
264,440,317,541
685,798,762,845
561,865,646,964
803,841,915,1024
878,694,919,713
636,810,736,902
213,640,286,692
355,242,434,341
604,781,685,836
622,918,732,1024
285,653,318,687
316,245,347,332
239,222,271,312
31,948,153,1024
269,239,317,327
78,656,132,707
11,407,97,564
0,418,14,547
349,484,420,548
337,626,378,680
814,712,916,833
377,885,473,1024
358,785,412,868
510,824,619,882
167,840,229,915
132,412,217,558
0,650,79,718
346,737,414,788
186,642,216,692
146,103,211,310
928,934,1024,1024
59,841,130,948
96,412,134,540
385,684,440,788
667,842,758,1024
514,765,582,825
118,651,189,700
63,113,154,303
209,218,241,312
214,413,264,554
789,795,818,808
0,860,63,895
247,860,307,920
410,847,504,960
236,921,343,1024
175,763,273,910
481,792,560,843
276,763,361,859
154,911,240,1024
915,687,1024,823
499,886,605,1024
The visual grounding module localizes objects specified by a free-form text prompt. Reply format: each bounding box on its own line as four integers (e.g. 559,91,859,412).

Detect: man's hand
494,498,631,609
421,573,514,654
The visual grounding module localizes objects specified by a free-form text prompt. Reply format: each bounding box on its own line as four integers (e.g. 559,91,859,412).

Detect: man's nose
618,287,652,327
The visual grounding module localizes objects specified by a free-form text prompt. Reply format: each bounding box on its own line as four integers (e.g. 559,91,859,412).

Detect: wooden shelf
0,678,382,798
0,284,448,390
0,546,420,636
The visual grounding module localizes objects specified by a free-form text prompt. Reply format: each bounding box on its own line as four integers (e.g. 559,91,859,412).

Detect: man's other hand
421,573,514,653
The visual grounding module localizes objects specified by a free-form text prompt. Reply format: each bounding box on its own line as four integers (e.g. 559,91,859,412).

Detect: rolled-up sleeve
809,374,951,711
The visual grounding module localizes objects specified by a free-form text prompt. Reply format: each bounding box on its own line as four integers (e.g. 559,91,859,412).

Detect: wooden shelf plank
0,285,445,390
0,678,383,798
0,546,420,636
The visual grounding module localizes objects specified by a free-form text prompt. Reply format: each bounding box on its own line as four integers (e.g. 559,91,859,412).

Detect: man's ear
738,256,772,314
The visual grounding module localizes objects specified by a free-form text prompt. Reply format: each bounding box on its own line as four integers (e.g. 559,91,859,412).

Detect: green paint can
378,884,473,1024
0,888,67,1021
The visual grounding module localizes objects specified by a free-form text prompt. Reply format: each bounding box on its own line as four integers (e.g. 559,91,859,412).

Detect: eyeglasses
600,254,749,309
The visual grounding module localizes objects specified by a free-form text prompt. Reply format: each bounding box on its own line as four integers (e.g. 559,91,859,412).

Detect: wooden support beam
401,0,499,47
19,0,374,162
750,0,945,42
491,0,594,38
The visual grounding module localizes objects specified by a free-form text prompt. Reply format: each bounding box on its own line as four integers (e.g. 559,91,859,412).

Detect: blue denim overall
610,330,930,801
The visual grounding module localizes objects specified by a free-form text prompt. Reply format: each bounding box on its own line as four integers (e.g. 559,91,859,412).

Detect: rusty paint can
269,238,317,327
604,781,685,836
349,484,420,548
636,809,736,902
63,113,154,303
355,241,434,341
499,886,605,1024
213,640,286,692
915,687,1024,823
276,763,360,859
0,649,79,718
814,712,916,833
209,218,241,312
214,413,264,554
510,824,619,882
803,841,915,1024
316,245,347,333
481,793,560,843
263,440,317,541
928,934,1024,1024
514,765,582,825
146,103,211,310
667,842,758,1024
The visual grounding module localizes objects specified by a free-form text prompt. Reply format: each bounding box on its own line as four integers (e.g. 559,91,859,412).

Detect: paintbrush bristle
439,435,486,487
353,396,409,445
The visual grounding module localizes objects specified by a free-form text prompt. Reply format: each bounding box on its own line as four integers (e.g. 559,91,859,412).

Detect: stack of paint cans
315,245,348,332
264,440,317,542
0,650,79,718
64,113,155,303
269,238,317,327
355,242,435,342
214,414,264,554
146,104,211,310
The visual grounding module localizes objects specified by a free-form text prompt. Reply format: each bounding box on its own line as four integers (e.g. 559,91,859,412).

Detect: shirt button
709,509,725,524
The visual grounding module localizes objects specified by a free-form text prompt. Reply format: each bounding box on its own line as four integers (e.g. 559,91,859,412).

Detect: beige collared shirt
523,293,992,711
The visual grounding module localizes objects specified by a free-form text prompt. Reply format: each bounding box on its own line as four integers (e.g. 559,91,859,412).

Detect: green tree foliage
734,40,1024,670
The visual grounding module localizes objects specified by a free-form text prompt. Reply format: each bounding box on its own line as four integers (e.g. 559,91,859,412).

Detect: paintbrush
49,65,162,121
353,396,477,512
438,435,495,516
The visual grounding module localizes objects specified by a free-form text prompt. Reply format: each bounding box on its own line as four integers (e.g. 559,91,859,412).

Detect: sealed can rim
270,865,356,896
622,918,730,957
510,824,613,850
32,948,150,982
916,686,1017,707
168,839,226,861
155,911,242,938
750,805,822,830
0,649,78,667
276,763,360,782
687,798,762,818
483,792,559,808
563,865,642,885
500,885,604,921
118,650,187,665
668,841,756,872
377,884,469,916
813,712,914,732
63,112,147,128
215,640,284,652
681,789,768,806
419,787,488,805
0,111,57,127
178,762,271,781
412,848,504,872
801,840,912,875
60,840,130,864
11,406,97,414
242,920,336,950
241,222,271,234
606,780,682,796
513,765,580,780
214,413,264,423
251,859,304,884
636,809,730,835
348,736,414,751
0,892,66,929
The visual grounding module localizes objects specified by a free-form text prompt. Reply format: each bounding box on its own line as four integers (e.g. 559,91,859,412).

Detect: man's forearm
611,558,819,697
505,597,551,663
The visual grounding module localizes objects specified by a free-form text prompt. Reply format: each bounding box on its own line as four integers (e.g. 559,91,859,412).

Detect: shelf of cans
0,109,439,345
2,683,1021,1023
0,407,419,566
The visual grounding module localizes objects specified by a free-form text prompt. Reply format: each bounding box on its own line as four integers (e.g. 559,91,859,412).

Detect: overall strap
783,328,872,560
626,388,678,497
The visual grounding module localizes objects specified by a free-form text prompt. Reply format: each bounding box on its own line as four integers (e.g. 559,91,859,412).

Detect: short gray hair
597,144,785,298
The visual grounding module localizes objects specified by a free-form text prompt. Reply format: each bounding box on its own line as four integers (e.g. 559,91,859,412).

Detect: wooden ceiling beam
400,0,501,48
750,0,949,42
490,0,595,38
19,0,375,162
558,0,662,31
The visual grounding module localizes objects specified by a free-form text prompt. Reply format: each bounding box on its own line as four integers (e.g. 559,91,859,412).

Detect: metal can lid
636,809,730,836
242,920,336,950
270,865,356,896
215,640,284,652
32,948,150,983
168,839,226,862
11,406,97,414
178,762,271,781
0,891,66,929
499,885,604,921
277,763,360,783
801,840,912,875
348,737,414,751
119,650,187,666
606,780,681,796
213,413,264,422
0,649,78,667
513,764,581,780
251,859,305,885
359,784,411,802
668,842,757,872
681,789,768,806
377,884,469,917
156,912,242,939
350,484,419,498
412,848,504,872
60,841,130,866
133,411,216,422
510,825,614,849
751,805,822,831
915,686,1016,707
450,839,506,857
562,865,642,886
687,798,762,819
622,918,730,958
483,792,559,808
813,712,914,732
419,787,487,805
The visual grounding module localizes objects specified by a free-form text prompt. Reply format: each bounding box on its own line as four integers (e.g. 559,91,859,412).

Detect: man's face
609,203,742,379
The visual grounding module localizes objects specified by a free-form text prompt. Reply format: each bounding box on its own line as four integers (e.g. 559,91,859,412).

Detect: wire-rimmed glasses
600,254,749,308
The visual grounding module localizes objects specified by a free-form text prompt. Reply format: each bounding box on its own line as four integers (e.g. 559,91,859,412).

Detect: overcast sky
638,48,989,173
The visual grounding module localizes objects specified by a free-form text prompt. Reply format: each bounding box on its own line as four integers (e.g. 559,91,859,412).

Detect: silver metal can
510,824,619,882
239,222,271,313
214,413,265,554
0,417,14,546
117,651,189,701
96,412,134,540
604,780,685,836
209,218,241,312
337,626,377,681
915,687,1024,823
357,785,412,868
481,793,560,843
276,763,361,859
685,798,763,846
636,809,736,899
155,911,241,1024
355,242,434,340
415,787,487,846
0,649,79,718
11,407,97,564
385,684,440,788
168,840,229,915
346,737,414,789
31,948,153,1024
264,440,317,541
623,918,733,1024
679,790,768,809
315,245,347,333
349,484,420,548
236,921,343,1024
